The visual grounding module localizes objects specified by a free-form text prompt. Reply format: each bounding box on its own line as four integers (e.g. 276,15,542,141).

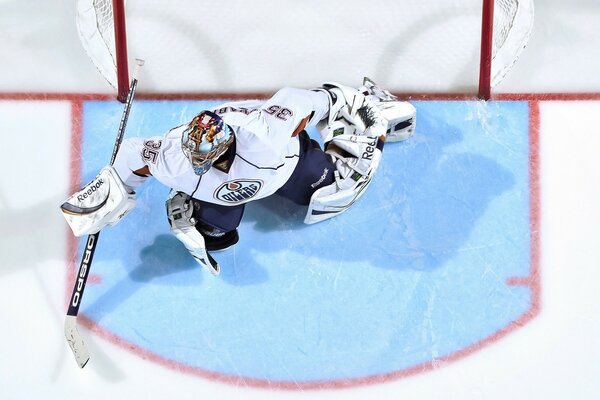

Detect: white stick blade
64,315,90,368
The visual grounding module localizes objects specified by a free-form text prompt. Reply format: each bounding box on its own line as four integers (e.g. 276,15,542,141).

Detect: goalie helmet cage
76,0,533,101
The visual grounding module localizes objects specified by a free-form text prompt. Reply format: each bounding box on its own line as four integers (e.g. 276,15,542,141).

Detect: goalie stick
64,59,144,368
63,60,220,368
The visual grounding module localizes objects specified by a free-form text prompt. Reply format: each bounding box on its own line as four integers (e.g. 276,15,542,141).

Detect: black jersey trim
235,153,299,170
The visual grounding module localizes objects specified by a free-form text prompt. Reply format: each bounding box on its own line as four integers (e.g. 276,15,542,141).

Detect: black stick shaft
66,232,100,316
110,76,138,166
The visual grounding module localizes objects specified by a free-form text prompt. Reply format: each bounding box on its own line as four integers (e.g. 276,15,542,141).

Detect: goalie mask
181,111,233,175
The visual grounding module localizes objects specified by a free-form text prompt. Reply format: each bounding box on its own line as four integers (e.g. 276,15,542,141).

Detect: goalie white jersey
113,87,330,206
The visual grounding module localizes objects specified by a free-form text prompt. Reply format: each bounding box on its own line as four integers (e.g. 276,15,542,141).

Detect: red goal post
479,0,534,99
76,0,534,100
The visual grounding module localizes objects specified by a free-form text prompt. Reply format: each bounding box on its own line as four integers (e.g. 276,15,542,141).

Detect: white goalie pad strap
60,166,136,237
326,128,383,164
171,225,220,276
305,144,382,225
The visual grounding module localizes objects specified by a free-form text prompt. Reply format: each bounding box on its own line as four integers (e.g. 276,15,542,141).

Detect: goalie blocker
60,166,136,237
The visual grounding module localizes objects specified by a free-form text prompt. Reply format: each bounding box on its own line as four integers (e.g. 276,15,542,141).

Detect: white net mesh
75,0,534,93
492,0,534,87
76,0,119,89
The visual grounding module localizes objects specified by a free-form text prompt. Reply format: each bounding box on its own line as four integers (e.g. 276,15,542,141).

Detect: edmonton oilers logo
214,179,263,203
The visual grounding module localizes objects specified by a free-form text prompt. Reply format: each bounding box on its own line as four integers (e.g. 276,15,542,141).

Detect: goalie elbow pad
60,166,136,236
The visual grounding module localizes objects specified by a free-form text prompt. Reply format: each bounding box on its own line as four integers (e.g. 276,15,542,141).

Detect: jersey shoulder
141,126,191,176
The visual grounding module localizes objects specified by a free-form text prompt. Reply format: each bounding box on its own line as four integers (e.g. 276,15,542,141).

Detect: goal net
75,0,534,100
491,0,534,87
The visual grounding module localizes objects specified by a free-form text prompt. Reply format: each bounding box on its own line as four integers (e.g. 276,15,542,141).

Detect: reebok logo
77,178,105,202
361,138,377,161
311,168,329,188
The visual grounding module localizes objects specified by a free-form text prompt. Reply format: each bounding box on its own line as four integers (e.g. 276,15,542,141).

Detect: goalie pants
185,131,336,249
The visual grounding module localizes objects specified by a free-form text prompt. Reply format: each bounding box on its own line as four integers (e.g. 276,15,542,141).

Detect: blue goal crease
76,99,533,382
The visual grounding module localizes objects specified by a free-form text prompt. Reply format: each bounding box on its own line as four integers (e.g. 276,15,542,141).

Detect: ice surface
1,1,600,399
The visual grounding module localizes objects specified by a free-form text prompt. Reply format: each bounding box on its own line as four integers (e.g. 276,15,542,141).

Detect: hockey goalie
61,78,416,275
